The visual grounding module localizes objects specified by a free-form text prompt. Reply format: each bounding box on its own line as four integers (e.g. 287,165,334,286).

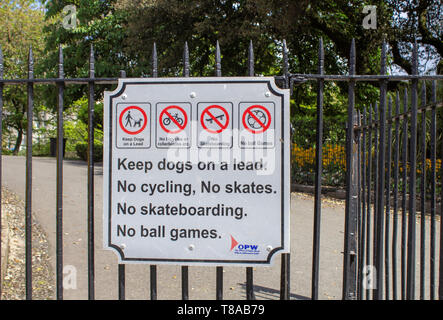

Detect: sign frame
103,77,290,266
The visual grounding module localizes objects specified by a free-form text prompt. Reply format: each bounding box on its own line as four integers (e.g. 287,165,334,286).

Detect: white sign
103,77,290,266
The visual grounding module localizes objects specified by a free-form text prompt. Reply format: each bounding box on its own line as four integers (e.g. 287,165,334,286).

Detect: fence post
56,45,65,300
342,39,358,300
311,37,324,300
150,42,158,301
246,40,255,301
181,41,190,301
118,69,127,301
0,46,3,300
406,40,418,300
87,44,95,300
25,46,34,300
374,41,387,300
214,40,224,301
280,39,291,300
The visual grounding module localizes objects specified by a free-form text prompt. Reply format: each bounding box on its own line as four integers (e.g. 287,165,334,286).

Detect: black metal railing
352,41,442,300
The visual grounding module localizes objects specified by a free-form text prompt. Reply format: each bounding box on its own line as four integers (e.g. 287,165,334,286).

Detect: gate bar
400,88,408,300
118,70,127,300
280,39,290,300
406,41,418,300
342,39,358,300
25,46,34,300
356,110,362,298
357,107,367,300
365,104,373,300
0,45,3,300
215,40,223,301
56,45,64,300
181,41,190,301
374,42,387,300
150,42,158,300
384,96,393,299
419,83,426,300
392,92,401,300
311,37,324,300
87,44,95,300
439,82,443,300
430,81,437,300
372,100,379,300
246,40,255,301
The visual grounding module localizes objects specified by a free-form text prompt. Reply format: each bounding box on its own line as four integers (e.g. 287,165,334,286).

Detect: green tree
114,0,439,125
41,0,128,106
39,0,441,153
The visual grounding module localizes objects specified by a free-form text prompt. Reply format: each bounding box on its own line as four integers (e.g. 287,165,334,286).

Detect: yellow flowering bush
291,143,346,186
292,142,442,188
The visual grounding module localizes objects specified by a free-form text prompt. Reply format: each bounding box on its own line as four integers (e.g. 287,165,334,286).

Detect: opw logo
230,235,260,255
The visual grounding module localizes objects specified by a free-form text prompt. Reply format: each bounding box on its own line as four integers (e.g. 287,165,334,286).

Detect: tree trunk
12,127,23,155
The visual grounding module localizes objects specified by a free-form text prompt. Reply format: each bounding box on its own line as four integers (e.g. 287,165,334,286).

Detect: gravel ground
1,187,54,300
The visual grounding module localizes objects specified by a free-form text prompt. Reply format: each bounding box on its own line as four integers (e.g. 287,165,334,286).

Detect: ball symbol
247,109,267,129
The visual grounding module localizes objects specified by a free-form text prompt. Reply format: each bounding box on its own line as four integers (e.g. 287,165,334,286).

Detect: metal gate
0,38,442,300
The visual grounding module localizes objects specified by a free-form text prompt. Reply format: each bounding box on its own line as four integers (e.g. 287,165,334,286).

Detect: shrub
75,142,103,162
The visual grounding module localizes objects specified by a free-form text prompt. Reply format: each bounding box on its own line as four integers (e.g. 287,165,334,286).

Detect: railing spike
89,44,95,78
282,39,289,75
318,37,324,74
28,46,34,79
215,40,221,77
396,91,400,115
58,45,64,79
183,41,190,77
0,45,3,79
152,42,158,78
412,39,418,76
350,38,356,75
380,40,387,75
248,40,254,76
404,87,408,113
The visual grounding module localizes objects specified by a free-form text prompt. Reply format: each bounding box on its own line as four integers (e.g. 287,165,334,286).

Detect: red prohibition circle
119,106,148,135
242,105,271,134
200,105,229,134
159,105,188,134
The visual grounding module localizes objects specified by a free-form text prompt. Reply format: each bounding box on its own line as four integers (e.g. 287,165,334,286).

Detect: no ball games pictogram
159,105,188,134
119,105,148,135
242,105,271,134
201,104,229,134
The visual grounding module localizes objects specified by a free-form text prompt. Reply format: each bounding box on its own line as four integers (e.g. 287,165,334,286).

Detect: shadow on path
237,283,310,300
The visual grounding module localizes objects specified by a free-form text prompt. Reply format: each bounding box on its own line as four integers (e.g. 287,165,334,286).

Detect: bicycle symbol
159,105,188,134
162,113,184,126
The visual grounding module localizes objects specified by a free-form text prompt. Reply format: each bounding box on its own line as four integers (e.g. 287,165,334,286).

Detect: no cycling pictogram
119,105,148,135
159,105,188,134
201,105,229,134
242,105,271,134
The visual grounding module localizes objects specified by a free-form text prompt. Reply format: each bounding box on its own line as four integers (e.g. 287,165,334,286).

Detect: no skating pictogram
201,105,229,134
197,102,233,148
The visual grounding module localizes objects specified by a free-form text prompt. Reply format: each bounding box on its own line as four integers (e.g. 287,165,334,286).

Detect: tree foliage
2,1,441,154
0,0,47,153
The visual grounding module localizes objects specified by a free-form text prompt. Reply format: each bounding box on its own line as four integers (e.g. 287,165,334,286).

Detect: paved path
2,155,347,300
